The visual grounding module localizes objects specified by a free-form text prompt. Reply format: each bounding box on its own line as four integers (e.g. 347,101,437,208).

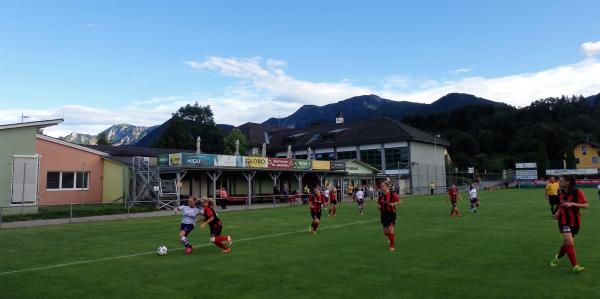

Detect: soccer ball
156,246,168,256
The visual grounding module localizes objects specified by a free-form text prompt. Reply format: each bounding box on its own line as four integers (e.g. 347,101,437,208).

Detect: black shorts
311,211,321,220
330,200,337,205
470,198,478,207
380,212,396,228
450,201,457,208
559,224,579,235
210,221,223,237
180,223,195,236
548,195,559,205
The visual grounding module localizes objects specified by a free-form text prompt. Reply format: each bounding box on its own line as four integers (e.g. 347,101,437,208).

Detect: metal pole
69,203,73,224
21,162,26,214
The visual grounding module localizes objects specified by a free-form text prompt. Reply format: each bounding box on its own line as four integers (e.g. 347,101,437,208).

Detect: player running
546,176,560,215
309,187,326,234
328,187,338,217
356,187,365,215
550,175,588,273
447,185,462,217
175,196,203,254
199,198,232,253
378,181,401,251
468,184,479,214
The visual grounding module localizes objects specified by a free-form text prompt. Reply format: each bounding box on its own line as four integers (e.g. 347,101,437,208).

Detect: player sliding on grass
550,175,588,273
328,187,338,217
447,185,462,217
309,187,326,234
175,196,203,254
378,181,400,251
200,198,232,253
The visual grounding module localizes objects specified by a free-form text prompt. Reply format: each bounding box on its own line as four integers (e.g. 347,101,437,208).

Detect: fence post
127,204,131,219
69,203,73,224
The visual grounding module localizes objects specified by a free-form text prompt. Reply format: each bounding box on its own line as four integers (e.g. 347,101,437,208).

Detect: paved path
0,202,305,229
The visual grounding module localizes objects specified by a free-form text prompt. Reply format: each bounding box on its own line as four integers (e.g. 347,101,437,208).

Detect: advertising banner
546,169,599,175
516,169,538,179
246,157,268,168
293,159,311,170
236,156,247,167
183,153,214,166
168,153,182,166
311,160,331,171
330,161,346,171
158,154,169,166
214,155,237,167
268,158,293,169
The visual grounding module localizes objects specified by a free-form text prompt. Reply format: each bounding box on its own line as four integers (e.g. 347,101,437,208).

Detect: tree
153,103,225,152
565,142,576,169
96,132,110,145
223,128,248,155
535,141,550,176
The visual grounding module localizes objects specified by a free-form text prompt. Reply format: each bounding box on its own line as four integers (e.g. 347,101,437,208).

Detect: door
11,155,39,205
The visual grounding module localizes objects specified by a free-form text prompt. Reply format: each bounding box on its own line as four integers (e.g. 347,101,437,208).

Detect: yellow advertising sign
311,160,331,170
245,157,268,168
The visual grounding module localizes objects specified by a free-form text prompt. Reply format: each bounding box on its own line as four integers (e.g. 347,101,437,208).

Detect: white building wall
409,141,446,195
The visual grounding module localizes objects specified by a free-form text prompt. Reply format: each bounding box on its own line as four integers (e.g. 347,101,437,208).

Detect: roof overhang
0,119,64,130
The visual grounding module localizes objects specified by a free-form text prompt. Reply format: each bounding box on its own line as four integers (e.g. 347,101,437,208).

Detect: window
385,147,409,169
581,145,587,155
295,154,307,159
360,149,382,170
46,172,60,189
46,171,90,190
593,157,599,164
337,151,357,160
315,152,335,161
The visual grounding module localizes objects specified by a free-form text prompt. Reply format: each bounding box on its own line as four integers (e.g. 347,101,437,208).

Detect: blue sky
0,0,599,136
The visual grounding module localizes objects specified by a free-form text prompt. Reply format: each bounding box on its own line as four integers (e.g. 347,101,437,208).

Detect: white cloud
582,41,600,57
451,68,471,73
381,59,600,106
2,54,599,138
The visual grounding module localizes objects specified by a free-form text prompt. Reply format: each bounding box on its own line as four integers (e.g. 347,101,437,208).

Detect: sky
0,0,599,137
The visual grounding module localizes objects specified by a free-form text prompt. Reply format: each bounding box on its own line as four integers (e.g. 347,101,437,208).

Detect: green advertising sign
157,154,169,166
293,159,311,170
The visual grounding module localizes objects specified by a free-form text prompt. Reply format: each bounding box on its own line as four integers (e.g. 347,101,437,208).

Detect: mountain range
262,93,503,128
61,124,156,145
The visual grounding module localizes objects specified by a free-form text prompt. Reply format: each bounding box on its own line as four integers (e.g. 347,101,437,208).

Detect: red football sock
215,236,228,242
314,223,319,231
388,234,395,248
214,241,228,250
565,245,577,266
558,245,567,258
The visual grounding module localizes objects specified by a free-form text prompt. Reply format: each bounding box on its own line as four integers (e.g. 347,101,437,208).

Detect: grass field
1,189,599,299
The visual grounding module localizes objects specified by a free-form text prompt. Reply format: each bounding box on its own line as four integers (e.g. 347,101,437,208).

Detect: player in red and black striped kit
378,181,401,251
447,185,462,217
309,187,326,234
550,175,588,273
328,187,338,217
200,198,232,253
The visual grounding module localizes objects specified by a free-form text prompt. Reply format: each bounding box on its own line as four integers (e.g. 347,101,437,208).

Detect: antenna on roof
21,113,30,123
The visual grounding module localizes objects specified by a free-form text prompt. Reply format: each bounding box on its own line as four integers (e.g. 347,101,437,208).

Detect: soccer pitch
1,189,598,299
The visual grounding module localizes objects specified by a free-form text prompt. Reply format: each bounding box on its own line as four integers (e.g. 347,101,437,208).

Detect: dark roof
237,122,287,146
264,117,449,152
84,145,194,157
575,140,600,148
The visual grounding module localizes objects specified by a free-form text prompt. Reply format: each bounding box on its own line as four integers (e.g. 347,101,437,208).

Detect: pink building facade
36,135,107,205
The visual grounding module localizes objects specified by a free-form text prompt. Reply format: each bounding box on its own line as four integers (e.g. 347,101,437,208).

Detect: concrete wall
0,126,38,214
409,141,447,195
36,138,104,205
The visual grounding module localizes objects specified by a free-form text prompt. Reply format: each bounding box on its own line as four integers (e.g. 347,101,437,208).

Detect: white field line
0,218,384,276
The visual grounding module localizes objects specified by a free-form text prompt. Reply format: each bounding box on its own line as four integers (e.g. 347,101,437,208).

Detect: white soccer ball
156,245,168,256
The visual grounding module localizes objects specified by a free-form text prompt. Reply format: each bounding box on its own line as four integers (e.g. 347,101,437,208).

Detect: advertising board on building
293,159,310,170
214,155,237,167
168,153,182,166
311,160,331,171
268,158,293,169
183,153,214,166
246,157,268,168
330,161,346,171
